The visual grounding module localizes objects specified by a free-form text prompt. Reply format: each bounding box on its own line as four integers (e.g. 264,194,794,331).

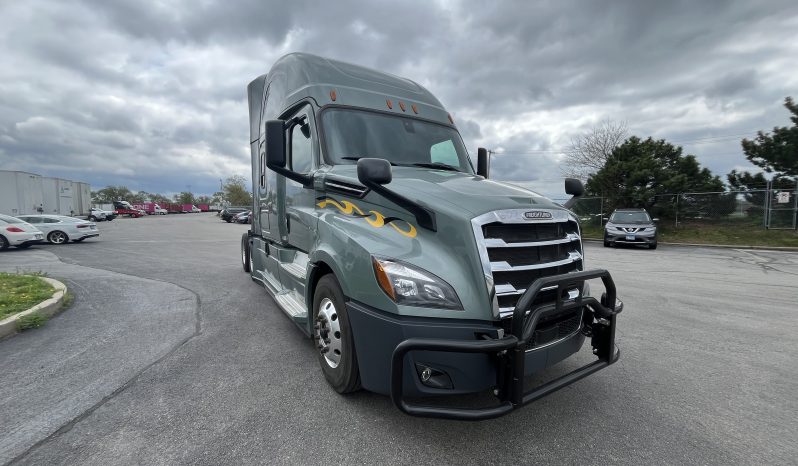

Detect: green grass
17,312,47,330
0,273,54,320
582,221,798,248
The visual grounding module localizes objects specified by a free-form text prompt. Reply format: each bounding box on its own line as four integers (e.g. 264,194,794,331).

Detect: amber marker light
399,101,406,112
386,99,393,109
373,257,396,300
330,89,337,101
411,104,418,114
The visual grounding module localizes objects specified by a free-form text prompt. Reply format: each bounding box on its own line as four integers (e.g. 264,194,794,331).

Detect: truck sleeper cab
243,53,622,420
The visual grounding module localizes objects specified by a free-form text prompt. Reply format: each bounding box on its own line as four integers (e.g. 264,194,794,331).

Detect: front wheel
313,274,360,394
0,235,10,250
649,242,657,250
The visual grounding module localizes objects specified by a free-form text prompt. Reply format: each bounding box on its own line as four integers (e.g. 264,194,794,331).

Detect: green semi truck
243,53,622,420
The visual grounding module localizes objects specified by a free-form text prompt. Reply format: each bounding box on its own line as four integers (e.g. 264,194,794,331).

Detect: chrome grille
471,209,583,319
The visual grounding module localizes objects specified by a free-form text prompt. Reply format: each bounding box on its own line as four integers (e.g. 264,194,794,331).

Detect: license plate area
625,234,635,241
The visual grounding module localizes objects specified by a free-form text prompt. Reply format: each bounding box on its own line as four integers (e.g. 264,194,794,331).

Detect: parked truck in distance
180,204,200,213
133,202,168,215
242,53,623,419
113,201,144,218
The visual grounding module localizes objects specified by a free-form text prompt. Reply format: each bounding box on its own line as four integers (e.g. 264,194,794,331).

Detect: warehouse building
0,170,91,217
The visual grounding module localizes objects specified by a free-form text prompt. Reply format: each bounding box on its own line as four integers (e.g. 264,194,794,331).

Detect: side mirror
265,119,312,187
564,178,584,196
653,218,660,222
357,158,437,231
562,178,585,209
477,147,490,178
357,158,392,185
265,120,286,168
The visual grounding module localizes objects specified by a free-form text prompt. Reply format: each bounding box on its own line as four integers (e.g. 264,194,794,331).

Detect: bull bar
390,269,621,420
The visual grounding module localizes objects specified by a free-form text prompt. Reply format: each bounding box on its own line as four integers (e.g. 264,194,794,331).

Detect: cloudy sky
1,0,796,198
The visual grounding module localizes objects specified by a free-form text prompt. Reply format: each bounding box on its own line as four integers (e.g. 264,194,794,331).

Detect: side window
44,218,59,223
430,140,459,166
22,217,39,223
290,115,313,174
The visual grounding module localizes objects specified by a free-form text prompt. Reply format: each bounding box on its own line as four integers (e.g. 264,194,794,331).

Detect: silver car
603,208,658,249
15,214,100,244
0,214,45,250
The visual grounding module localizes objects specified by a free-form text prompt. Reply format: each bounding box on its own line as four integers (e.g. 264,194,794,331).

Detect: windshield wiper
408,162,461,172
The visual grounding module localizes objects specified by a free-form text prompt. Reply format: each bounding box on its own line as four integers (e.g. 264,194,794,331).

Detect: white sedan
16,214,100,244
0,214,45,250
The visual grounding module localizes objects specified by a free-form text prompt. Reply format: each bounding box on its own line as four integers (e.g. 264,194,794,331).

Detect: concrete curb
0,276,67,339
583,238,798,252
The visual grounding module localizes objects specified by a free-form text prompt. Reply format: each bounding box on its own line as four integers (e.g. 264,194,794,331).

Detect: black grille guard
390,269,621,420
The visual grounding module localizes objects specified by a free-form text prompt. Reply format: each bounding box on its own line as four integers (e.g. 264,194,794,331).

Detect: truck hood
324,166,566,217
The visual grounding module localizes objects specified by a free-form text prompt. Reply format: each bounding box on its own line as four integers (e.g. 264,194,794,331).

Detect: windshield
610,211,651,224
321,109,473,173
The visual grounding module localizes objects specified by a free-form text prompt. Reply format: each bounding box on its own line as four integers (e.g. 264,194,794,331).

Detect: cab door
282,104,318,253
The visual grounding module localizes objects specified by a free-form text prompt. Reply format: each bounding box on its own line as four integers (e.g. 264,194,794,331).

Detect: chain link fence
555,184,798,231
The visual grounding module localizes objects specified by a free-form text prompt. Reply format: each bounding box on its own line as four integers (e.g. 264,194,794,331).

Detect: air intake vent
324,179,368,198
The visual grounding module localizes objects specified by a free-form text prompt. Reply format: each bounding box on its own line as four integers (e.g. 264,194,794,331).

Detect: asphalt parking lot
1,213,796,465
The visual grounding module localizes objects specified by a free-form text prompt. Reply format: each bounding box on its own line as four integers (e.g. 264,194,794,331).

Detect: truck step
274,290,308,319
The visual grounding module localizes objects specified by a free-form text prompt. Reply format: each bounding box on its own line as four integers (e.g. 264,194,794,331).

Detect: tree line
565,97,797,218
91,175,253,207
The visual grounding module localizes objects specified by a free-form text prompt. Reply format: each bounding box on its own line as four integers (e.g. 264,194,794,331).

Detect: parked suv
604,208,658,249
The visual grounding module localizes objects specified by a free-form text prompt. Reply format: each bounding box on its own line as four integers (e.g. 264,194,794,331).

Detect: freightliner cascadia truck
242,53,623,420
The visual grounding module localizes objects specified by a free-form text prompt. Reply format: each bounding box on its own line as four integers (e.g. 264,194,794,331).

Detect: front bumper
605,229,656,245
348,269,621,420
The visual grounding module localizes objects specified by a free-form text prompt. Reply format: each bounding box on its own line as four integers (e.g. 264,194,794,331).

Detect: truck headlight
372,257,463,310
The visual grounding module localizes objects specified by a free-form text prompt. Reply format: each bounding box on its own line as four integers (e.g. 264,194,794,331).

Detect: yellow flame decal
317,198,417,238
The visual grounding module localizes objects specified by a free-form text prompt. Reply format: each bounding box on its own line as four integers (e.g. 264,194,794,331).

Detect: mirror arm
562,194,581,210
360,179,437,231
266,161,314,187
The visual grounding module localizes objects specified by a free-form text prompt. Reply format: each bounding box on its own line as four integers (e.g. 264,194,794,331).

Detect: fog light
415,363,454,389
421,367,432,382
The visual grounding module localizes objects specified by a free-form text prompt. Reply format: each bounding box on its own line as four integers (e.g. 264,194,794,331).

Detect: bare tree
562,119,628,180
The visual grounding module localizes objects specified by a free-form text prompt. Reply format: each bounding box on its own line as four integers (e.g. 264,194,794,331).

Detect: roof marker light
411,104,418,114
330,89,337,101
386,99,393,109
399,101,406,112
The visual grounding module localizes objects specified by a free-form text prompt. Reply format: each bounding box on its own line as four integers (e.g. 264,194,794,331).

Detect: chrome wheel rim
315,297,342,368
50,231,66,244
242,244,247,267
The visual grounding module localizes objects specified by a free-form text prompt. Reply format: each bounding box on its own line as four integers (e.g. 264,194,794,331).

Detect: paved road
1,213,796,465
0,248,197,464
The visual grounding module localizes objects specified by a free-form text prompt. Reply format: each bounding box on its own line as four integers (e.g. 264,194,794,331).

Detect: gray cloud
1,0,797,198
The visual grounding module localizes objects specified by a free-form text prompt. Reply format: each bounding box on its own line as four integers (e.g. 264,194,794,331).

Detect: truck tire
241,233,251,273
313,274,361,394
